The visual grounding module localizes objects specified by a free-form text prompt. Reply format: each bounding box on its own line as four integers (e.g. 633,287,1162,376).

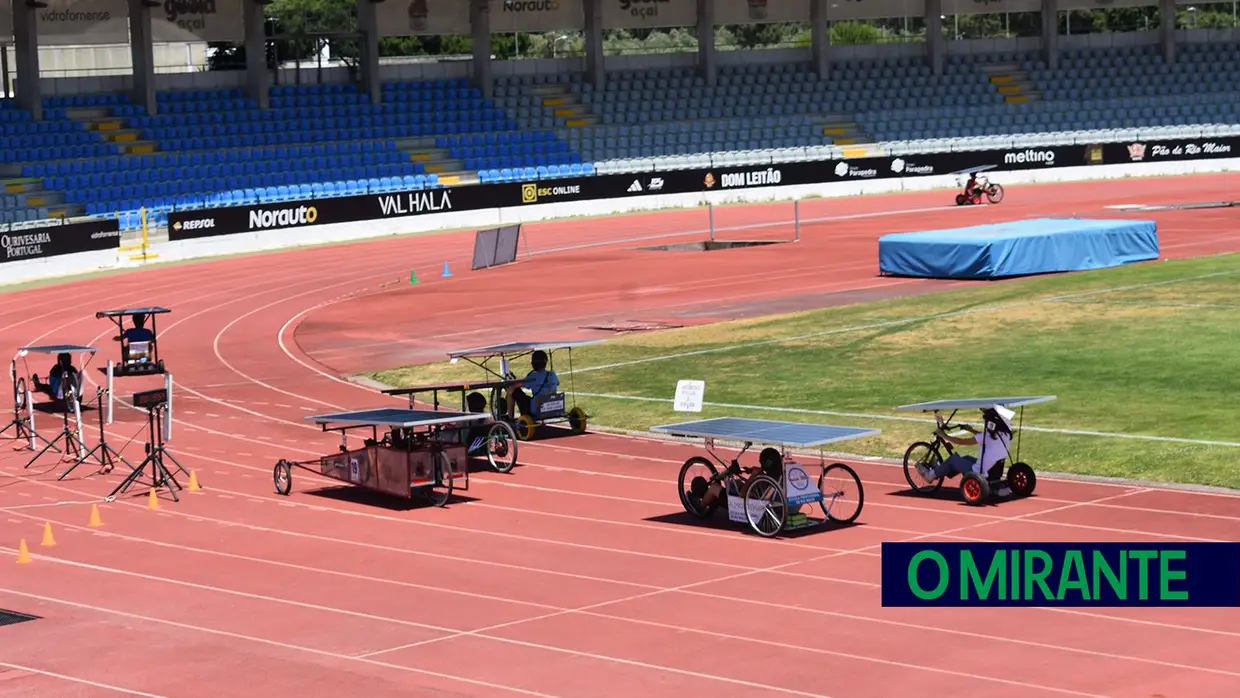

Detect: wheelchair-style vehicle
652,417,871,538
445,340,602,441
96,307,171,377
274,407,500,507
382,379,521,473
954,165,1005,206
895,396,1056,505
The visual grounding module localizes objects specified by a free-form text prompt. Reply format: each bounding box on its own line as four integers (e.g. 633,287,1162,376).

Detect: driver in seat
694,447,784,510
32,352,78,401
502,350,559,421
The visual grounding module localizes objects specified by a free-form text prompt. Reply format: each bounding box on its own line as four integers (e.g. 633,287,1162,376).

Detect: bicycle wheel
428,451,454,507
903,441,944,494
819,463,864,524
986,183,1004,204
743,475,787,538
485,421,518,473
677,456,721,518
273,460,292,496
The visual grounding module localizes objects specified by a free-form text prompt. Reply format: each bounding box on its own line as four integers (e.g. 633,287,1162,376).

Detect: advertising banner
715,0,810,24
30,0,130,46
601,0,697,29
152,0,245,42
380,0,472,37
0,0,243,44
942,0,1042,15
1058,0,1159,9
1,219,121,263
489,0,585,33
170,134,1231,243
825,0,926,21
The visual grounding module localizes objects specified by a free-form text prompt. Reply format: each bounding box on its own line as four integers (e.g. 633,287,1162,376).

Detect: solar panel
96,307,171,318
382,378,518,396
448,340,605,358
650,417,880,448
19,345,98,354
895,396,1058,412
306,408,491,428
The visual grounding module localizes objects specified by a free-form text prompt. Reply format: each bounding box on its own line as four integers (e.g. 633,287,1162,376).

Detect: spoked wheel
485,421,518,473
273,460,292,495
902,441,945,494
13,377,25,410
426,451,453,507
955,193,967,206
567,406,588,434
960,472,990,506
743,475,787,537
677,456,721,519
985,183,1005,204
819,463,864,524
514,415,537,441
1006,462,1037,498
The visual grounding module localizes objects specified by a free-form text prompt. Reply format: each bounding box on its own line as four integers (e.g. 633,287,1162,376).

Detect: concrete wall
4,156,1237,288
21,27,1240,96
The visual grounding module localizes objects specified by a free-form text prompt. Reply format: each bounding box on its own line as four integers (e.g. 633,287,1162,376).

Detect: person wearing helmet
920,406,1015,482
503,350,559,420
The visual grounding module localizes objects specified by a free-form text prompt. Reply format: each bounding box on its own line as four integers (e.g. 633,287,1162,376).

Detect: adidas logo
627,180,642,193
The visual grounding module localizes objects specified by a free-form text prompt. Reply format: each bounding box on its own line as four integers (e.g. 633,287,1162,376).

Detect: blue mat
878,218,1159,280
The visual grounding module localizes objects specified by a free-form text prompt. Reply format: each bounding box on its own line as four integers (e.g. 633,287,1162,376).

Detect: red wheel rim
963,479,982,500
1011,471,1028,491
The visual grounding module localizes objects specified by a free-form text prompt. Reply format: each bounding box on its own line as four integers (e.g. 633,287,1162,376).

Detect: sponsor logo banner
167,135,1225,241
491,0,585,32
714,0,810,24
603,0,696,29
1,219,121,263
1106,136,1237,165
1,0,243,45
380,0,469,37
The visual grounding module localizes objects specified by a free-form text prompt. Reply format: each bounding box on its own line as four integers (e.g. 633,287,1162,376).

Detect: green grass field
367,252,1240,490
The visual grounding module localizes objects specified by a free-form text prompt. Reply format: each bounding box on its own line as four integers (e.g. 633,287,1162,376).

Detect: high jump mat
877,218,1159,280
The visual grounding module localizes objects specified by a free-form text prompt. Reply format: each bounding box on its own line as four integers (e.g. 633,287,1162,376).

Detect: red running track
2,174,1240,698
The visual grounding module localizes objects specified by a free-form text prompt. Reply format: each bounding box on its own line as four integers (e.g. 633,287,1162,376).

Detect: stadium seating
3,41,1239,232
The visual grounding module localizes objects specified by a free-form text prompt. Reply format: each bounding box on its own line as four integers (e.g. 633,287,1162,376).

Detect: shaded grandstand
2,4,1237,234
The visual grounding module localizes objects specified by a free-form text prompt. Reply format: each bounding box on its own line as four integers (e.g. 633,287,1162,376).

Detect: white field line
568,392,1240,449
566,267,1240,376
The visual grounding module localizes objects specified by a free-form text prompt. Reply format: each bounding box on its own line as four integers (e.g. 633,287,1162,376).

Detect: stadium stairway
73,106,159,155
530,81,600,128
983,63,1043,105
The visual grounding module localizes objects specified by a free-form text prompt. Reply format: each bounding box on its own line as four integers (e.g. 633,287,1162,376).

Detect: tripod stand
59,387,133,481
1,361,32,444
108,395,184,502
24,382,87,469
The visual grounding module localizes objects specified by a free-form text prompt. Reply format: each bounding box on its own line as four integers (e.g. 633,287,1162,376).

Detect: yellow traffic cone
16,539,31,564
147,488,160,510
88,503,103,528
40,522,55,547
188,470,201,492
